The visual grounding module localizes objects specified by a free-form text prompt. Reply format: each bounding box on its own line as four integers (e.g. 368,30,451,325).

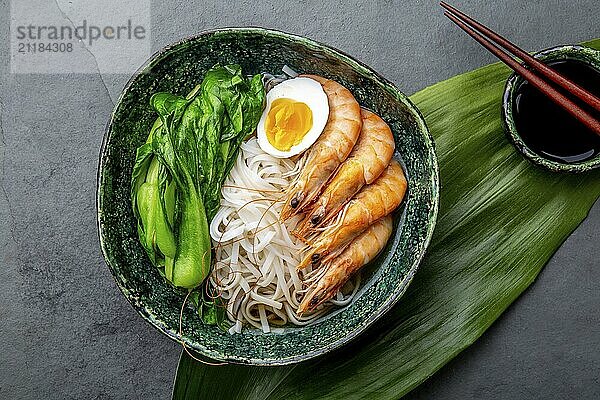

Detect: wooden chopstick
441,1,600,114
441,3,600,137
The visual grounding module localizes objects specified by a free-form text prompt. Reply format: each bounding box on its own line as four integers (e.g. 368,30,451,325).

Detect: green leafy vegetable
132,65,265,289
190,291,230,331
172,39,600,399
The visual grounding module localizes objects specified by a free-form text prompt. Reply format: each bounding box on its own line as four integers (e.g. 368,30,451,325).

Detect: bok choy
131,65,265,289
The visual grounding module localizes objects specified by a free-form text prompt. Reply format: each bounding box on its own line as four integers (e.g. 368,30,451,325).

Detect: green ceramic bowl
502,45,600,172
97,28,439,365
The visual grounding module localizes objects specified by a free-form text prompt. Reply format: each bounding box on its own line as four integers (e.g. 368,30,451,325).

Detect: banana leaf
172,38,600,399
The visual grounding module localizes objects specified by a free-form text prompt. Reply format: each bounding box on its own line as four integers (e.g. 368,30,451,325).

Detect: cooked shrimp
294,108,395,238
279,75,362,220
298,215,393,315
298,159,406,270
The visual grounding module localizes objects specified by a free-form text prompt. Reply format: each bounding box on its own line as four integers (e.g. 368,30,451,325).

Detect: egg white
257,77,329,158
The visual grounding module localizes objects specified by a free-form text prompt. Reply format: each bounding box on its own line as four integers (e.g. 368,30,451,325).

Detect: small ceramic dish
97,28,439,365
502,44,600,172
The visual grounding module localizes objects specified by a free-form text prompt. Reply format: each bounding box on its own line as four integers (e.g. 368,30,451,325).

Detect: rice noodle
209,137,358,333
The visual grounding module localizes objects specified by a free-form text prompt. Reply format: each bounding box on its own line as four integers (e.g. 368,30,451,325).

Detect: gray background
1,0,598,398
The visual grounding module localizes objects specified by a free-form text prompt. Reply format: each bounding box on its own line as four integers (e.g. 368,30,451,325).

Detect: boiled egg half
257,77,329,158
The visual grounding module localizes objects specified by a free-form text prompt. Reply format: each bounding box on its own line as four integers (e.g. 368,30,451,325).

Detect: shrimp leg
298,215,393,315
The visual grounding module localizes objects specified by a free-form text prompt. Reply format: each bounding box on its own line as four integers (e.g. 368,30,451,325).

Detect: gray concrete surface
1,0,598,398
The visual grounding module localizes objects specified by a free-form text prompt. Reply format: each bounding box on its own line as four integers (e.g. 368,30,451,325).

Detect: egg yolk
265,98,313,151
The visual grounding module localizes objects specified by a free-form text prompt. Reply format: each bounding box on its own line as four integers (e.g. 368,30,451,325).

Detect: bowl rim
97,26,439,365
502,44,600,173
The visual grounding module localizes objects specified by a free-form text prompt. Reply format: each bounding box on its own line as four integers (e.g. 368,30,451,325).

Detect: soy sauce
512,59,600,163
